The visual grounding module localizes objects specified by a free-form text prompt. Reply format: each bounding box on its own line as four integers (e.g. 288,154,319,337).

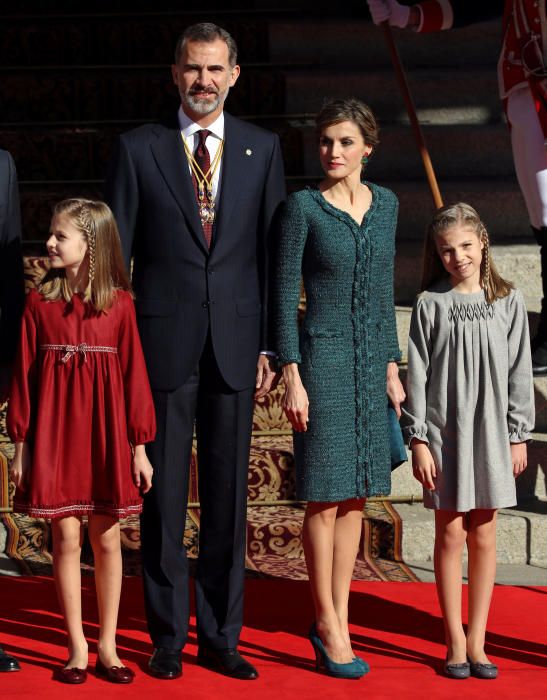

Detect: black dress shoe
197,646,258,680
148,648,182,680
532,343,547,375
0,647,20,672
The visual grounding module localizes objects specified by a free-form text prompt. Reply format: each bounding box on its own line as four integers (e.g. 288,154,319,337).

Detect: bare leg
52,516,88,669
302,501,352,663
88,514,123,667
466,509,497,664
434,510,467,664
332,498,365,656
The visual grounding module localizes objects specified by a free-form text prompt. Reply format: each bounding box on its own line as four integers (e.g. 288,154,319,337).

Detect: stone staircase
1,3,545,579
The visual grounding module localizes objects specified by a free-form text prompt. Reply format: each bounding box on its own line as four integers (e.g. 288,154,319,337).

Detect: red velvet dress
7,289,156,519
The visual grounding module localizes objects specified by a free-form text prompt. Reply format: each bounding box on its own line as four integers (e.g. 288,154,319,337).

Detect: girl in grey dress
403,203,534,680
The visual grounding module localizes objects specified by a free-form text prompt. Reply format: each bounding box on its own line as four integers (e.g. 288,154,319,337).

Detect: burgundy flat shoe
55,666,88,684
95,657,135,684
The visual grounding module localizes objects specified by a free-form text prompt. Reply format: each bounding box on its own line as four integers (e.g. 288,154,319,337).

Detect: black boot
531,226,547,374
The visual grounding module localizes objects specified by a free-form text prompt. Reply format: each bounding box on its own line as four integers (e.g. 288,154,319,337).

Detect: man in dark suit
105,23,285,681
0,149,24,673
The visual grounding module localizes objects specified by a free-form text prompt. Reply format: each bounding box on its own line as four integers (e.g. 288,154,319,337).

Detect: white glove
367,0,412,29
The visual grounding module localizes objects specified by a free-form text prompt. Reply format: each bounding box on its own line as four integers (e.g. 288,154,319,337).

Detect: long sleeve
117,294,156,445
0,151,25,365
413,1,498,33
6,293,38,442
507,289,535,442
401,296,432,444
272,194,309,366
382,194,401,362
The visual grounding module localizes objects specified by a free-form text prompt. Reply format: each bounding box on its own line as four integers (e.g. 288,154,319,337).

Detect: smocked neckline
307,181,380,228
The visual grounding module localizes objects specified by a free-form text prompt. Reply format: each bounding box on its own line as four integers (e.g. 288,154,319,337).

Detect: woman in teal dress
273,99,405,678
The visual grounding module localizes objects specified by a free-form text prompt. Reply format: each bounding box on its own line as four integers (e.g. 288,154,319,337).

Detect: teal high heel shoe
353,655,370,674
308,625,366,679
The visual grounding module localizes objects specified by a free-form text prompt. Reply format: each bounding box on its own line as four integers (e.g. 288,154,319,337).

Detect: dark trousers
141,338,254,650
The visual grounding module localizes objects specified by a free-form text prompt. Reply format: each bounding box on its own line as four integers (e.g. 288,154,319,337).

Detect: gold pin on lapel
245,149,252,156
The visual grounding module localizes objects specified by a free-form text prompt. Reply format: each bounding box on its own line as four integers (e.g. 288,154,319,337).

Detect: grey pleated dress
402,280,535,512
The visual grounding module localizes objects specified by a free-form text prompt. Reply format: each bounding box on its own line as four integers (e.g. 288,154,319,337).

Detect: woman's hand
387,362,406,418
411,439,436,490
132,444,154,493
282,363,309,432
10,442,31,491
511,442,527,477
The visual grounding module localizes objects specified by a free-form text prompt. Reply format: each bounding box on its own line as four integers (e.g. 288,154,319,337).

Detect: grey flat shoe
468,658,498,679
443,658,470,679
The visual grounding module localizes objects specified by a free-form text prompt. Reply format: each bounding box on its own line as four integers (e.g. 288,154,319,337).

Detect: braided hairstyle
75,202,96,284
40,198,132,312
421,202,513,304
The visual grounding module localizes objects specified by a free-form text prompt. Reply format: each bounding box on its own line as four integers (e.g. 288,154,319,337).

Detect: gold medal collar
182,133,224,226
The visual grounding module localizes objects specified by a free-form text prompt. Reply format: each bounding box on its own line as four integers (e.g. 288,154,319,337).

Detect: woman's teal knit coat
273,184,400,501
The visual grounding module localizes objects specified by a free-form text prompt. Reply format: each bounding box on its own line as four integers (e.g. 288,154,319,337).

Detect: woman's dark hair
315,98,379,148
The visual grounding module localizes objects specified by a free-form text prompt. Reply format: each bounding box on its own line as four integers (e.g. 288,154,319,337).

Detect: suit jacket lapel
150,124,209,255
213,114,246,251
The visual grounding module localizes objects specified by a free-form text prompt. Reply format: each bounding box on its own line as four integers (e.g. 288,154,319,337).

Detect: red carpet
0,577,545,699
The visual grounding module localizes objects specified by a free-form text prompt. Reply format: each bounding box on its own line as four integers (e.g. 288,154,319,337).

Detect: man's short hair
174,22,238,66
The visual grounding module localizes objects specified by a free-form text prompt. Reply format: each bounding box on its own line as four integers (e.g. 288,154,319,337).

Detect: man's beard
183,86,230,115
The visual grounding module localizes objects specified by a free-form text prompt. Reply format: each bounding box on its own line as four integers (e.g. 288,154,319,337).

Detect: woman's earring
361,154,369,166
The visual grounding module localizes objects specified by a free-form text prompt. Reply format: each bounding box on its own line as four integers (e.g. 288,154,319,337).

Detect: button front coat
273,184,400,501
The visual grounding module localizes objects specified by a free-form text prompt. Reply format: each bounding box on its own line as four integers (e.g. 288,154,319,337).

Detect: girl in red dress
8,199,156,684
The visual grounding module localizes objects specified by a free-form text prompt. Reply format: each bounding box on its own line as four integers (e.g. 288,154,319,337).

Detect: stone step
270,17,501,69
0,120,304,181
0,14,501,69
1,65,502,125
284,68,502,122
0,12,273,66
1,64,288,123
0,10,502,70
1,120,515,186
311,123,516,180
0,0,366,19
19,183,102,242
395,500,547,566
406,560,547,585
392,180,529,249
